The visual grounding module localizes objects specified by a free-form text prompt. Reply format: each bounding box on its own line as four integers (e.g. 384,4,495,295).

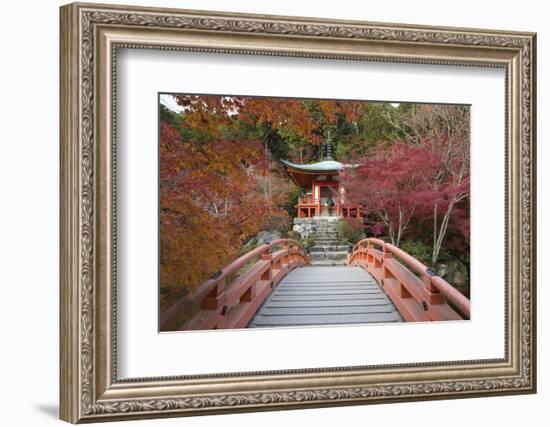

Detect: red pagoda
281,134,361,219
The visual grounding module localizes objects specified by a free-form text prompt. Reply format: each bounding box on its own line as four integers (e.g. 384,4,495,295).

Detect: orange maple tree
160,95,367,310
159,121,284,309
175,95,366,144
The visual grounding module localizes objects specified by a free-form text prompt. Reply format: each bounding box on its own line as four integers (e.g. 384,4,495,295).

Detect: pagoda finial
325,130,335,161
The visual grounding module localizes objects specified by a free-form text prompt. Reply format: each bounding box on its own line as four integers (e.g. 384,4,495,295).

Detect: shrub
286,230,302,241
399,240,432,266
338,218,365,244
305,234,315,247
262,210,292,233
399,239,451,267
237,238,258,257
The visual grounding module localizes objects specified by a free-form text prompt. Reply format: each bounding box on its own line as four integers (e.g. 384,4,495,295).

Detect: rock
292,223,307,239
292,217,337,240
435,258,469,298
256,230,282,244
292,221,312,240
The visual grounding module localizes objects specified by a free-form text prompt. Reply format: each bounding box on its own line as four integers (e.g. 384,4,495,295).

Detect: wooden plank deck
248,266,403,328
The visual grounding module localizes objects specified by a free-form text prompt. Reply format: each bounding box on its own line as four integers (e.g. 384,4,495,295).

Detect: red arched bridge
160,238,470,331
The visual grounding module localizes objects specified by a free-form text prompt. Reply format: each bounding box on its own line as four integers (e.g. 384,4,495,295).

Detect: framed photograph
60,2,536,423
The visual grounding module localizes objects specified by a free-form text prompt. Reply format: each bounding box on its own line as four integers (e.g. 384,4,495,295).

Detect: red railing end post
422,275,446,305
202,280,226,310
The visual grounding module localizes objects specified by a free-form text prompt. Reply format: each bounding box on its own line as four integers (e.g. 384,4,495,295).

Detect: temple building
281,134,361,219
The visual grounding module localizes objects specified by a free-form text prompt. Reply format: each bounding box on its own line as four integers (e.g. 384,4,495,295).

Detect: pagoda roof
280,159,346,173
281,158,357,188
281,133,358,187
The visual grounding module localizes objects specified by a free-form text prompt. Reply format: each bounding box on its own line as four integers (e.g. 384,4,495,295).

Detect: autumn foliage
341,104,470,264
159,121,277,308
160,95,372,309
159,96,470,311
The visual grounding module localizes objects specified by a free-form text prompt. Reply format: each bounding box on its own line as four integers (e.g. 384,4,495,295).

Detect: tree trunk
432,197,457,264
432,203,438,265
396,209,403,247
380,212,395,245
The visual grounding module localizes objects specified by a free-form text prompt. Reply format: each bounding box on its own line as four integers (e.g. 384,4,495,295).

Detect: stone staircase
308,219,349,266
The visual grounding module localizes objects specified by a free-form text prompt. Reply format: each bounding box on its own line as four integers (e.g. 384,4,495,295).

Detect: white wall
0,0,546,426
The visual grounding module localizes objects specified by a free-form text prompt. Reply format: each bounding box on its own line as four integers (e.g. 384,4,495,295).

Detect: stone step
311,231,339,235
313,239,342,244
310,259,347,266
310,252,348,261
309,245,349,252
312,235,339,241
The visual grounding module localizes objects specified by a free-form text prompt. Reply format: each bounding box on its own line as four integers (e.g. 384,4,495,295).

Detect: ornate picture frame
60,2,536,423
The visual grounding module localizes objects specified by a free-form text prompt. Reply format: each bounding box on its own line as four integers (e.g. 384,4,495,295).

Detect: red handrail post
422,275,445,304
382,243,392,258
240,281,256,302
367,240,375,263
282,243,290,271
260,250,273,286
202,280,225,309
382,243,394,287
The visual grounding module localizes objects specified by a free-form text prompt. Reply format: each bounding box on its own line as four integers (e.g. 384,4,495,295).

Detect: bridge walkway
248,266,403,328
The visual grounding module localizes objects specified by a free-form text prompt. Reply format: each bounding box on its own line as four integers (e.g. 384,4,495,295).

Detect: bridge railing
347,238,470,321
160,239,310,331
